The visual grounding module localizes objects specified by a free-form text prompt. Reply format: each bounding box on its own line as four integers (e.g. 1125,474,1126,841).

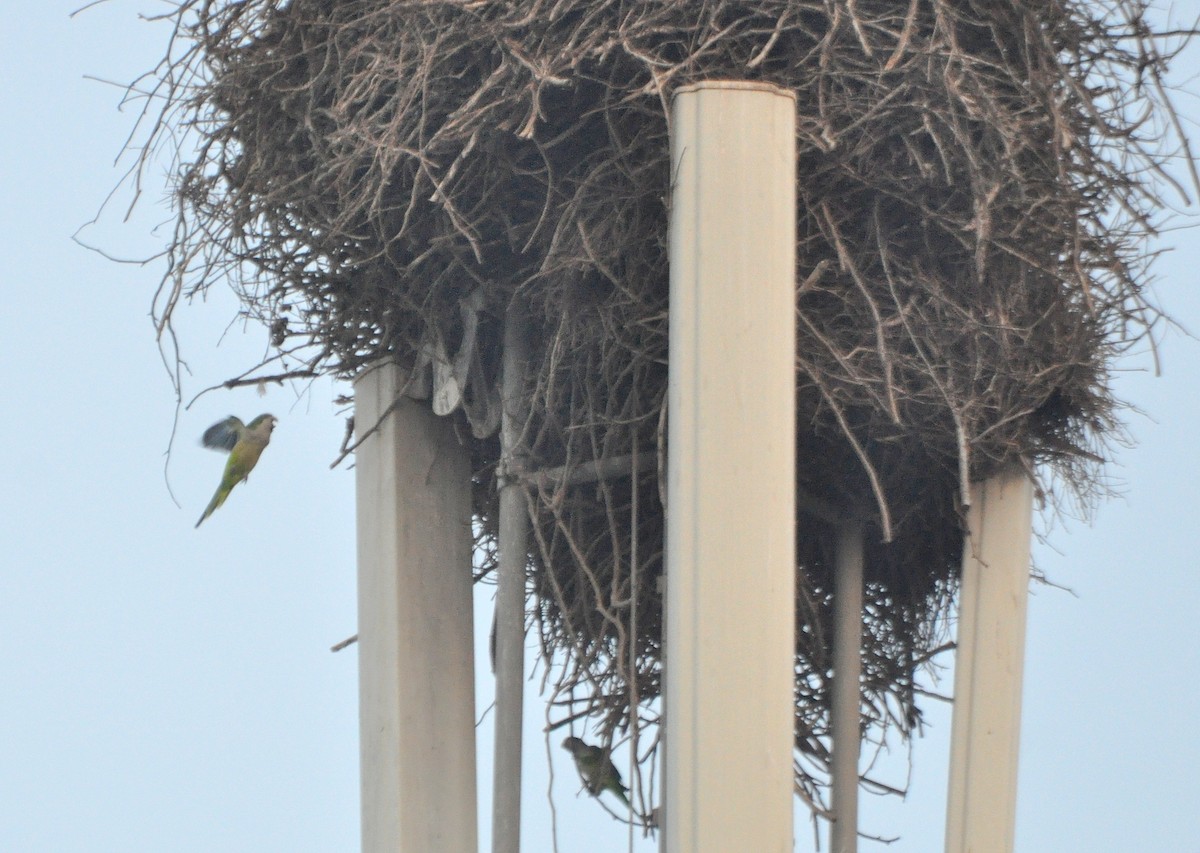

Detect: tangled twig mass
137,0,1193,815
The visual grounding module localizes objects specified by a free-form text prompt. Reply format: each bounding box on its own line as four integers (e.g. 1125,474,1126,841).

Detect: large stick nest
142,0,1192,817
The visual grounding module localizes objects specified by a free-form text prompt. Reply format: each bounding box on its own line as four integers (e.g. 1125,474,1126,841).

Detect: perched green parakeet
195,414,278,528
562,736,630,808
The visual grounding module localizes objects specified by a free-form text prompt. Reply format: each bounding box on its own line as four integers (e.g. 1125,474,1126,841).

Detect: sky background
2,3,1198,851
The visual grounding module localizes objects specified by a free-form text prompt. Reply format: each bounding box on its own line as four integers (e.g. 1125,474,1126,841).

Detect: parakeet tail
195,488,228,528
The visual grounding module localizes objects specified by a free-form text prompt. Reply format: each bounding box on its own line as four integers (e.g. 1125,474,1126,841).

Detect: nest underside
145,0,1189,814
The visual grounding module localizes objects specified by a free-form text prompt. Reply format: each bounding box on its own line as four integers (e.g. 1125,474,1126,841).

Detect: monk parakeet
195,414,277,528
562,736,630,808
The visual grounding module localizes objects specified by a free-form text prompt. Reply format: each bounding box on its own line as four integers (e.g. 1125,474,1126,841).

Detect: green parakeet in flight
562,736,630,808
195,414,278,528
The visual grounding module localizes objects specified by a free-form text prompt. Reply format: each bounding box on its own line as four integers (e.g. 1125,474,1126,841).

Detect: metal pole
492,304,530,853
354,363,478,852
830,523,864,853
945,465,1034,853
664,81,797,853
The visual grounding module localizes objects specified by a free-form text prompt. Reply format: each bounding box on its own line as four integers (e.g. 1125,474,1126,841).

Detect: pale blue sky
2,3,1198,851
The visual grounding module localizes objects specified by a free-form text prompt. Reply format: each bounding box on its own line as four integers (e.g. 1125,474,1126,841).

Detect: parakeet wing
200,416,247,451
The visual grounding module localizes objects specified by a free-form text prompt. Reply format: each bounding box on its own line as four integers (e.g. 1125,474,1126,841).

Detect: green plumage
562,736,630,808
195,414,277,528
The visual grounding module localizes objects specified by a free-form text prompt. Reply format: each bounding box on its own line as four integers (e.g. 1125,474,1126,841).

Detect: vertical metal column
354,364,478,852
830,523,865,853
492,306,530,853
665,81,797,853
945,465,1034,853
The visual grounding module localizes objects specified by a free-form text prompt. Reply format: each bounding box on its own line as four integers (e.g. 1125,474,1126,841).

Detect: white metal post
665,81,797,853
354,363,478,853
945,465,1034,853
830,523,865,853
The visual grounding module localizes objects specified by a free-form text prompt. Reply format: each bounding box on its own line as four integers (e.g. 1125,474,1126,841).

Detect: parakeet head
248,414,278,435
562,736,586,756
